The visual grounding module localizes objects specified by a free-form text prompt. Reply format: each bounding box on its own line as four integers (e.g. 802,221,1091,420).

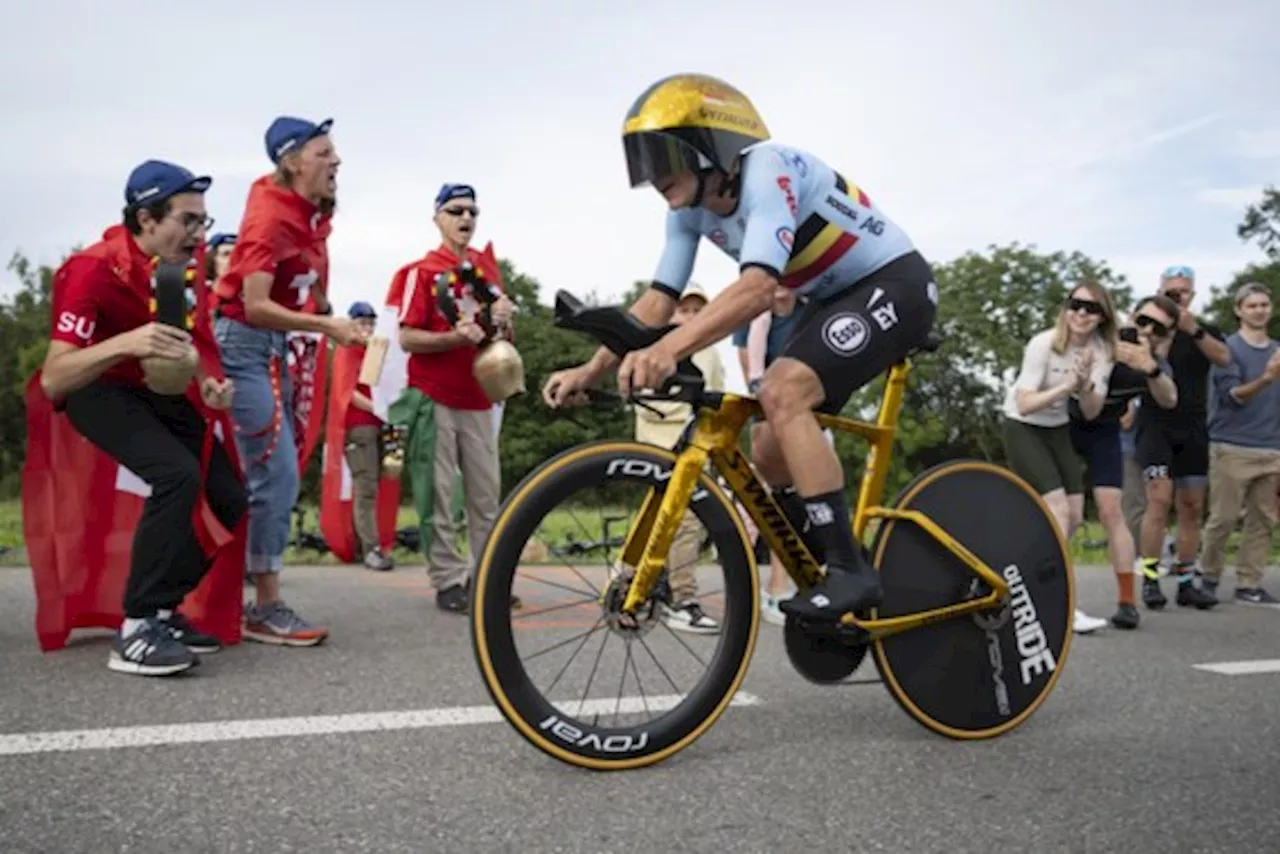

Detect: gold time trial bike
470,290,1075,771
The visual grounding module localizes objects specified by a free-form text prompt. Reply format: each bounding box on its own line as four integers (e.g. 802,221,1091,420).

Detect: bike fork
620,447,708,615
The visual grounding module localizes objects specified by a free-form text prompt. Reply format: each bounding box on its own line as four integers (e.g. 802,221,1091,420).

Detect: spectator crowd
26,115,1279,679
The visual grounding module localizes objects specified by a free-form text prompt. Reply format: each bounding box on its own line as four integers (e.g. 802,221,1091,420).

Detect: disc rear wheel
868,460,1074,739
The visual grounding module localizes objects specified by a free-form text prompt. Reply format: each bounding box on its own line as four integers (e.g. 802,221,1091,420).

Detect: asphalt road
1,562,1277,854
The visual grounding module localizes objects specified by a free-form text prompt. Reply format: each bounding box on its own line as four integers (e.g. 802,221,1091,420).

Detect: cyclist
543,73,938,621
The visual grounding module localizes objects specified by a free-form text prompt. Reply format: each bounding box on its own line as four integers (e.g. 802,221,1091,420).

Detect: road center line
1192,658,1280,676
0,692,762,757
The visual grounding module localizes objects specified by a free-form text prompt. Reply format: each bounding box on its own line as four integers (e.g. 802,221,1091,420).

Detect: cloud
2,0,1278,343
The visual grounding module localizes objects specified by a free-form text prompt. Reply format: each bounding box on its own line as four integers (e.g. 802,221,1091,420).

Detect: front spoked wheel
471,441,759,770
868,459,1074,739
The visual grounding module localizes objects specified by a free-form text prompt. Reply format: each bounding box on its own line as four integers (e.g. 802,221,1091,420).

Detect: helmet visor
624,132,707,188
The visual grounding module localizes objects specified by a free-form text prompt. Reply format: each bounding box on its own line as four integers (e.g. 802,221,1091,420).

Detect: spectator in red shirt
393,183,516,612
214,115,366,646
343,301,394,571
38,159,247,677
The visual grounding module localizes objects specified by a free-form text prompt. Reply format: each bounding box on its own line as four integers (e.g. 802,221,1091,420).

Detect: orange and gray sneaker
243,600,329,647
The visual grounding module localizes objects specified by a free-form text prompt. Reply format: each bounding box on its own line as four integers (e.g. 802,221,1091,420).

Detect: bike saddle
904,331,943,359
553,290,704,394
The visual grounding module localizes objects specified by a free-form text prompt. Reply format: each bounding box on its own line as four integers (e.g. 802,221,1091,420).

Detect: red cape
23,243,248,652
318,343,401,561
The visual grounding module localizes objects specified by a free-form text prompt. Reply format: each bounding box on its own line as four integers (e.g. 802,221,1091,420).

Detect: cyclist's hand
617,345,675,400
543,365,596,408
124,323,192,359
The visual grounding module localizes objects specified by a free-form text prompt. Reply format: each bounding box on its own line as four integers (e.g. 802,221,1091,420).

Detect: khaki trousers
1200,442,1280,588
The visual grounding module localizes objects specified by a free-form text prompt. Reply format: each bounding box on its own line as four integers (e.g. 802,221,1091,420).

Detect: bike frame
616,359,1012,640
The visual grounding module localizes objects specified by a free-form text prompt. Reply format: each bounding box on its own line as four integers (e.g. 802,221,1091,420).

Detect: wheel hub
600,569,665,637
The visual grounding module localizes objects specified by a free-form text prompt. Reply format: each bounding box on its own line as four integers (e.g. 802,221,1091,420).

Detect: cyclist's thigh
778,251,937,415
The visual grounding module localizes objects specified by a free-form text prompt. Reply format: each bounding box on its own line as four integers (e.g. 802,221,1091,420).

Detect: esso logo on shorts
822,312,871,356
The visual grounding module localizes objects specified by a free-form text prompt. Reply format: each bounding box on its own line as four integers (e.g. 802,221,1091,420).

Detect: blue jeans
215,317,299,574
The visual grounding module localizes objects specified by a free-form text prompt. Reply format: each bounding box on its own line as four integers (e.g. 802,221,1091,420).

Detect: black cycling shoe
779,561,883,622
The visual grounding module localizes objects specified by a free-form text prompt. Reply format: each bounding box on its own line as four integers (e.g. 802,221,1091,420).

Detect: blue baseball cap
348,301,377,319
265,116,334,164
207,232,236,249
124,160,212,208
435,183,476,211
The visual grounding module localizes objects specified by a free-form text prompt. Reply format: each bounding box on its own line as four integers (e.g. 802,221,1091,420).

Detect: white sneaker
760,593,786,626
664,601,720,634
1073,608,1107,634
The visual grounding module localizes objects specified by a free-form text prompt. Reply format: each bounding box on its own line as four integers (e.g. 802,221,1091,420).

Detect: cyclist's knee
758,360,822,420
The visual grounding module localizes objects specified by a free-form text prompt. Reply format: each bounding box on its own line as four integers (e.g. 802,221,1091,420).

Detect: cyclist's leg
1136,421,1174,606
765,253,938,620
749,420,825,563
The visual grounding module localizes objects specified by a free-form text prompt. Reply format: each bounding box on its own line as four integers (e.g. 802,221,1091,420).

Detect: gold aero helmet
622,74,770,190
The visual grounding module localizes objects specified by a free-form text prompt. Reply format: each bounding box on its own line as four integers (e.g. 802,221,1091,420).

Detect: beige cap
680,281,709,305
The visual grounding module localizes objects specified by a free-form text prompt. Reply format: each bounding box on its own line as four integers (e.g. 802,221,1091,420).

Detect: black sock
771,486,826,564
800,489,861,571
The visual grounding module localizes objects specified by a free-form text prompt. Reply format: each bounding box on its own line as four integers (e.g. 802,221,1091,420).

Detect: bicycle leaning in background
470,290,1075,771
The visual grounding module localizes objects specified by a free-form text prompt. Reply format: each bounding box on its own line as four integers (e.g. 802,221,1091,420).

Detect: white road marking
1192,659,1280,676
0,692,762,757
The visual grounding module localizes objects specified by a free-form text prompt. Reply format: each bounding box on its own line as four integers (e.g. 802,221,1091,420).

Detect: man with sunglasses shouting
1134,266,1230,610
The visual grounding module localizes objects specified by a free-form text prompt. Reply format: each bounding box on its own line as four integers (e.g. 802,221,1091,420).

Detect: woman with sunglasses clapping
1068,294,1180,629
1002,282,1118,634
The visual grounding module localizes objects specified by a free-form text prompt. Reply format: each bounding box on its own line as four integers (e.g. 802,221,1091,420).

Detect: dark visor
624,132,704,188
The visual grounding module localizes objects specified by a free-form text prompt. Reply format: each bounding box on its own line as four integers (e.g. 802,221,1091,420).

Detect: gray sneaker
243,600,329,647
1236,587,1279,606
363,549,395,572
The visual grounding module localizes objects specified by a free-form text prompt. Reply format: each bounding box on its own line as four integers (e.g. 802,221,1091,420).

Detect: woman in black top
1069,295,1180,630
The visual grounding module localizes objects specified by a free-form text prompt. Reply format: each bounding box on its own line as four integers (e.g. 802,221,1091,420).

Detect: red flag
23,247,248,652
286,330,329,474
318,344,401,561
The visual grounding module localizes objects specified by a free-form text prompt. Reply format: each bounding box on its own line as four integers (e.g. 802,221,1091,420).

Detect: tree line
3,188,1280,506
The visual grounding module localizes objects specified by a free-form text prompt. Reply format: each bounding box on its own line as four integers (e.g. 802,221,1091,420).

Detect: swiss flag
22,251,248,652
317,342,401,562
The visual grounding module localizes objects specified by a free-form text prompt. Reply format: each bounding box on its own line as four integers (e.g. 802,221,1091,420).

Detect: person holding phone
1068,295,1179,629
1134,266,1230,611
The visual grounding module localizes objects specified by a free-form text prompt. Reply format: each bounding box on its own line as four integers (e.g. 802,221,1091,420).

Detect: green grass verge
1,499,1274,570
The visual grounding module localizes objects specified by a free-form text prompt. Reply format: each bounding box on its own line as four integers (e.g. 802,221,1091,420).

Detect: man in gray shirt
1200,282,1280,605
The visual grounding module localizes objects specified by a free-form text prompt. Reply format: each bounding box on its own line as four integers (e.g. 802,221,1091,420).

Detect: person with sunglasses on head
1002,282,1116,635
214,115,366,646
1068,293,1180,629
544,73,939,622
390,183,517,614
1133,266,1230,611
38,160,247,676
1197,282,1280,606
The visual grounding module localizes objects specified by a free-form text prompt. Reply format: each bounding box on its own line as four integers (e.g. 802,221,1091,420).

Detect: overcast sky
3,0,1277,392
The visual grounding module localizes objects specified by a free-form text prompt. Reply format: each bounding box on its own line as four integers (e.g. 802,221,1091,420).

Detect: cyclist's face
654,170,698,208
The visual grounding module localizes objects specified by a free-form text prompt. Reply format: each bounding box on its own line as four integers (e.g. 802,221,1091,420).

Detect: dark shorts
1135,416,1209,486
1069,420,1124,490
777,251,938,414
1003,418,1085,496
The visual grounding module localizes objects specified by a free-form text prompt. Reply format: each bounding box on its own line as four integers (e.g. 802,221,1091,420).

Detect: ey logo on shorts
822,312,871,356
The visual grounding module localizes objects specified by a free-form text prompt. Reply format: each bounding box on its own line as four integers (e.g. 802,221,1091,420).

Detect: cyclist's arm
655,158,797,363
